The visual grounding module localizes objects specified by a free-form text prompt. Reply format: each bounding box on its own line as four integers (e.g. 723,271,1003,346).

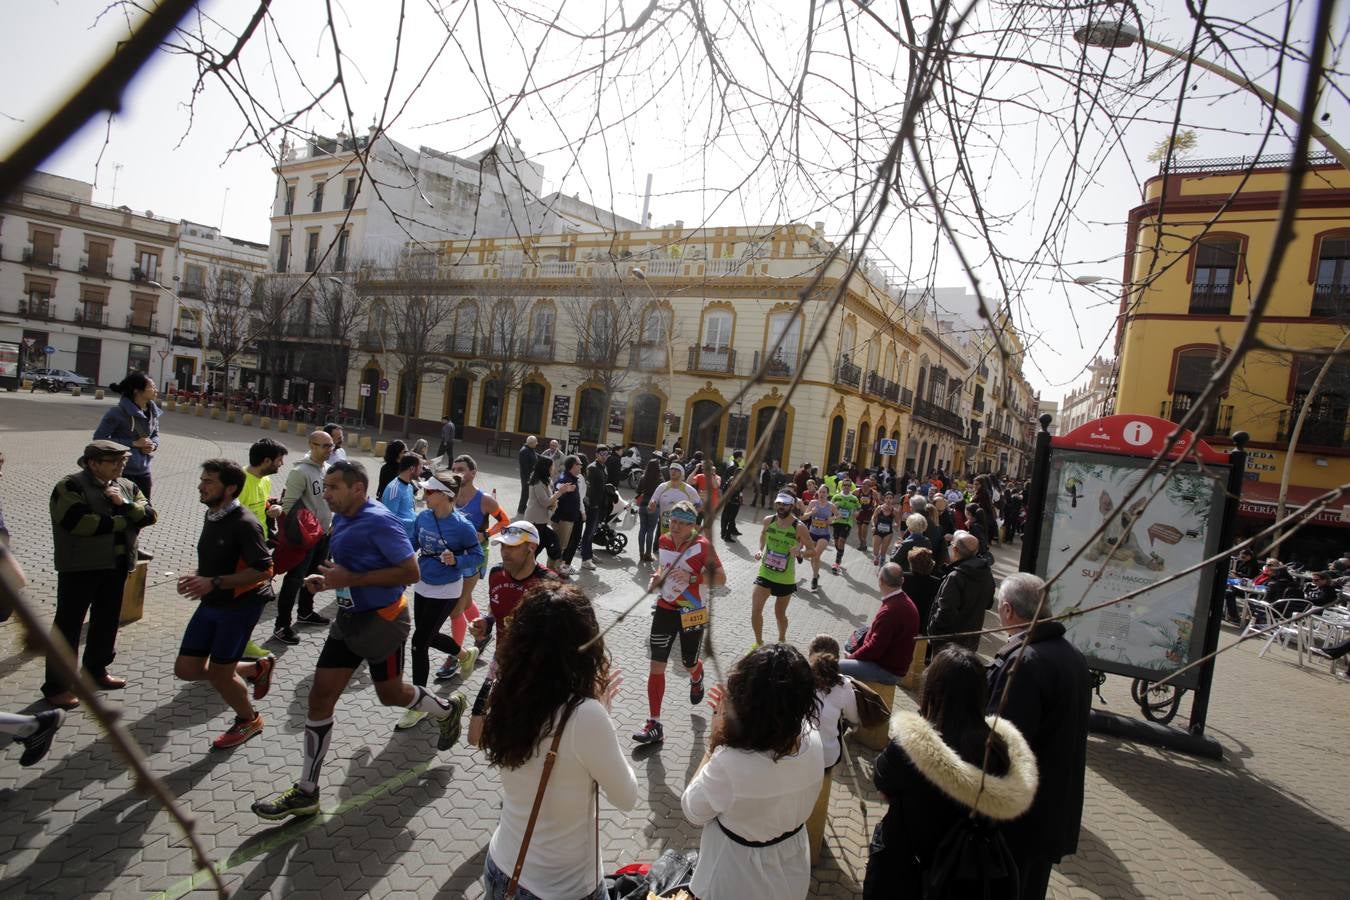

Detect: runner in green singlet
829,478,862,575
750,492,813,648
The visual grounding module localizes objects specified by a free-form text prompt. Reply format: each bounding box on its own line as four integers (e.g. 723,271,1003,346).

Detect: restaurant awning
1238,480,1350,529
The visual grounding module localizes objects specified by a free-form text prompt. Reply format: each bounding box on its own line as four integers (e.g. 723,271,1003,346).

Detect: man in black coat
987,571,1091,900
926,531,993,653
516,435,538,516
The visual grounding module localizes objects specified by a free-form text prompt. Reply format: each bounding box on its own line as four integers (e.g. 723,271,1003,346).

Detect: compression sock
299,717,334,793
450,611,469,646
688,661,704,686
0,713,38,739
647,672,666,719
409,685,451,716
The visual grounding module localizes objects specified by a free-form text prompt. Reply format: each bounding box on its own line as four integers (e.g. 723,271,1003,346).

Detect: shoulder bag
506,699,599,900
273,496,322,574
850,677,891,728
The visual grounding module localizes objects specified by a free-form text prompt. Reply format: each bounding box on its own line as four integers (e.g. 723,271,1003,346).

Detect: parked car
27,368,94,389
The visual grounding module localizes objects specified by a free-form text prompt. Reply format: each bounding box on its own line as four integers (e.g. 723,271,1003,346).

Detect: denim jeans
482,851,605,900
638,506,658,558
580,507,600,561
839,657,902,685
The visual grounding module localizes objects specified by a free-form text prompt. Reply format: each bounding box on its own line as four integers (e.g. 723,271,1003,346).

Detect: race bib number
335,587,354,610
838,509,852,521
811,517,829,530
680,607,709,630
875,522,892,534
763,549,789,572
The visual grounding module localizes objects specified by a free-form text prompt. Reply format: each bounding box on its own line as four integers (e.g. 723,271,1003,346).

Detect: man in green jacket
43,440,157,709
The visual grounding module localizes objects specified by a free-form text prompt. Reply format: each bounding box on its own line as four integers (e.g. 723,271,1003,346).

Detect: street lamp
146,279,179,390
1073,20,1350,170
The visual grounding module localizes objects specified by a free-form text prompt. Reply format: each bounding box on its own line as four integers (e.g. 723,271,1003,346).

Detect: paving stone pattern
0,392,1346,898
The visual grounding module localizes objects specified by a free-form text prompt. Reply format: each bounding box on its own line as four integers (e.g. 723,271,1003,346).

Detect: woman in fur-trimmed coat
863,646,1038,898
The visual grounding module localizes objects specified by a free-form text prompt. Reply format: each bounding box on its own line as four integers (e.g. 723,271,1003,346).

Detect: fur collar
888,710,1038,822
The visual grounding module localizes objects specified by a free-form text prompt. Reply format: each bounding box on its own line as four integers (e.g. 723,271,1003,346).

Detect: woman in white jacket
480,582,637,900
681,644,823,900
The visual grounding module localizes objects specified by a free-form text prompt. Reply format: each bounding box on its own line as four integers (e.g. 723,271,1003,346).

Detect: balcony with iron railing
359,330,385,351
17,297,56,320
899,386,914,408
1311,282,1350,318
482,337,525,360
1188,280,1234,315
126,314,159,335
913,397,967,436
22,245,59,268
179,283,205,300
1277,408,1350,449
973,396,985,413
172,329,202,347
74,305,110,327
628,343,669,372
751,350,798,380
576,341,618,366
863,371,902,403
1160,396,1234,438
688,344,736,375
977,363,989,381
446,333,476,356
79,255,114,278
525,340,555,363
836,358,862,389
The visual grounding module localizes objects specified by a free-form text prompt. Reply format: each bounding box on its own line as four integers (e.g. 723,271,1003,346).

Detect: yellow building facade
1114,157,1350,519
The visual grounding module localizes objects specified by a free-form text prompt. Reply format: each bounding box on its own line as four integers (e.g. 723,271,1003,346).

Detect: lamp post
146,279,180,390
1073,20,1350,170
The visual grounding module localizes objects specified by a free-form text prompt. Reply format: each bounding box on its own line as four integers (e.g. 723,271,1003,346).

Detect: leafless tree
311,269,370,412
561,275,645,444
471,281,536,450
195,266,255,406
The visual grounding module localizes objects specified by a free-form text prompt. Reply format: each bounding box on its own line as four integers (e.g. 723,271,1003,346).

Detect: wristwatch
211,576,223,590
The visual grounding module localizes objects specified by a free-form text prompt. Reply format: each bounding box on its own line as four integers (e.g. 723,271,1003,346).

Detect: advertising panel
1034,450,1228,688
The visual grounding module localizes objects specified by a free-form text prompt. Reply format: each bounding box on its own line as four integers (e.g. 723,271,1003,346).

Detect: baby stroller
593,483,629,555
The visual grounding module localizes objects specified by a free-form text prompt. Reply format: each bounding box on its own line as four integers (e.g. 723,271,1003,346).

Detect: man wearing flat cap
43,440,157,709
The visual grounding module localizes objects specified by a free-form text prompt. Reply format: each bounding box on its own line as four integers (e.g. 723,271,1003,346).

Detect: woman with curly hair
681,644,823,899
480,583,637,900
864,645,1037,898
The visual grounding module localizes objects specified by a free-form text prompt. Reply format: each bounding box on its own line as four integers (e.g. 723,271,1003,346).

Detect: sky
1,0,1344,400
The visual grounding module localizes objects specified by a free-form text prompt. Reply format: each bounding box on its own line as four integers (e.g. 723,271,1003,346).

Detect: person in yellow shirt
240,438,288,660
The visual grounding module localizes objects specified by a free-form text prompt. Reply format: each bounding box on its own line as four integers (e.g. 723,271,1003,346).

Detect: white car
29,368,95,389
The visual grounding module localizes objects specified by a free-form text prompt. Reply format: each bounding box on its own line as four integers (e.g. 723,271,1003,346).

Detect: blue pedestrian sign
43,346,56,355
879,438,899,456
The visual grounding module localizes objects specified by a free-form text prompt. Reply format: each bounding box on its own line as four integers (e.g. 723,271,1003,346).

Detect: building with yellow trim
1113,153,1350,551
344,223,1036,477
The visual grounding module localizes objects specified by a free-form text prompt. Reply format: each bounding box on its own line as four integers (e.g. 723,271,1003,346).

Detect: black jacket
517,444,537,480
605,453,623,486
986,621,1091,864
927,554,994,651
585,461,608,509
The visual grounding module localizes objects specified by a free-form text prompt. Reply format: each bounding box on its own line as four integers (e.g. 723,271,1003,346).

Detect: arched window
839,319,857,363
631,393,662,447
865,340,880,377
529,304,555,358
698,309,734,372
636,305,671,370
753,405,788,467
479,378,502,429
765,311,801,373
688,399,725,459
450,300,477,354
826,415,845,468
517,382,545,434
444,375,470,431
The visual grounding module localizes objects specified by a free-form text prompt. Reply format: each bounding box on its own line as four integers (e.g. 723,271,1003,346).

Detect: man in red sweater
839,562,918,684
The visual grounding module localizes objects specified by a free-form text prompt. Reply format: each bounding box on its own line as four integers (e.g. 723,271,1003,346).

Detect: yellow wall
1114,163,1350,490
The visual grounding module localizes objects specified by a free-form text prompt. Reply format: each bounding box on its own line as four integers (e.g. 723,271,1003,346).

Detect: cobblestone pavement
0,391,1346,899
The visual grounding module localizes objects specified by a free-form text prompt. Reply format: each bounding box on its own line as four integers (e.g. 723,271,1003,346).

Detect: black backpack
923,814,1021,900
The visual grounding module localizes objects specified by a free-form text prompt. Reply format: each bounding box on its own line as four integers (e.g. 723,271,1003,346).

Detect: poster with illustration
1035,450,1228,688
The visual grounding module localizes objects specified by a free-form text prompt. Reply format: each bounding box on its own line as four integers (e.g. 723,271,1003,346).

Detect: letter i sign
1123,421,1153,447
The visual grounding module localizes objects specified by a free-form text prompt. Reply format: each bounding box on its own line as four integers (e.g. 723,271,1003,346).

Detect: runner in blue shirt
380,453,420,540
252,460,467,822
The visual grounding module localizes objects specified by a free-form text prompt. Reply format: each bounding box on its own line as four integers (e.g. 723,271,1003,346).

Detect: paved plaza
0,391,1347,899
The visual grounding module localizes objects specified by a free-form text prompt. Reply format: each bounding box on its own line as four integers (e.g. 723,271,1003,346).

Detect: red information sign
1052,414,1227,465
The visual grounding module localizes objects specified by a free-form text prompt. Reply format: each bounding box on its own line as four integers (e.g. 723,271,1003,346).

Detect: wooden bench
805,766,834,865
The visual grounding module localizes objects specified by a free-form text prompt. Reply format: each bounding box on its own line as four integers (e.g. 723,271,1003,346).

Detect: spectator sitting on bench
840,563,920,686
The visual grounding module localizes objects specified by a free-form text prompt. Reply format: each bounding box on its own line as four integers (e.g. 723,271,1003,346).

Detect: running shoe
631,719,664,745
396,709,427,731
270,626,300,646
296,611,330,626
459,647,480,680
811,576,819,592
212,713,264,750
250,655,276,700
437,693,467,751
252,783,320,820
582,559,597,571
433,660,458,682
746,642,763,655
831,563,841,575
474,628,493,653
690,676,705,705
18,709,65,767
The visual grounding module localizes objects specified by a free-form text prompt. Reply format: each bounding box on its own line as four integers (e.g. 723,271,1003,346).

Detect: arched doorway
630,393,662,449
517,381,545,435
857,421,871,470
688,399,724,459
578,388,605,442
754,406,788,469
918,441,929,476
825,415,844,468
445,376,470,435
873,427,886,469
361,366,380,427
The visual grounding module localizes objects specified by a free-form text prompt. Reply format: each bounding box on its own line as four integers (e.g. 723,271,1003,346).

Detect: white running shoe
396,709,427,731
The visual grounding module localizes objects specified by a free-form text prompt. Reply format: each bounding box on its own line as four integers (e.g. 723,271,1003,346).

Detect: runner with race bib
830,478,861,575
751,492,813,649
633,501,725,746
803,485,836,592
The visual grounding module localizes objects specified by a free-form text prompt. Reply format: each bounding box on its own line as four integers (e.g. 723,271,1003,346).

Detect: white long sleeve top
487,699,638,898
681,727,824,900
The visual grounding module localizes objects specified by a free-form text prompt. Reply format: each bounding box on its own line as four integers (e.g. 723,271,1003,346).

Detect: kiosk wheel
1131,677,1183,724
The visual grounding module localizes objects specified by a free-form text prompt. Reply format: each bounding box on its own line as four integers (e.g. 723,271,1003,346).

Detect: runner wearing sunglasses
633,501,725,746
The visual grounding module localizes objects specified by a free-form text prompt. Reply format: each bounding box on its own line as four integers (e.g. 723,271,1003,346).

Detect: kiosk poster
1035,450,1227,688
